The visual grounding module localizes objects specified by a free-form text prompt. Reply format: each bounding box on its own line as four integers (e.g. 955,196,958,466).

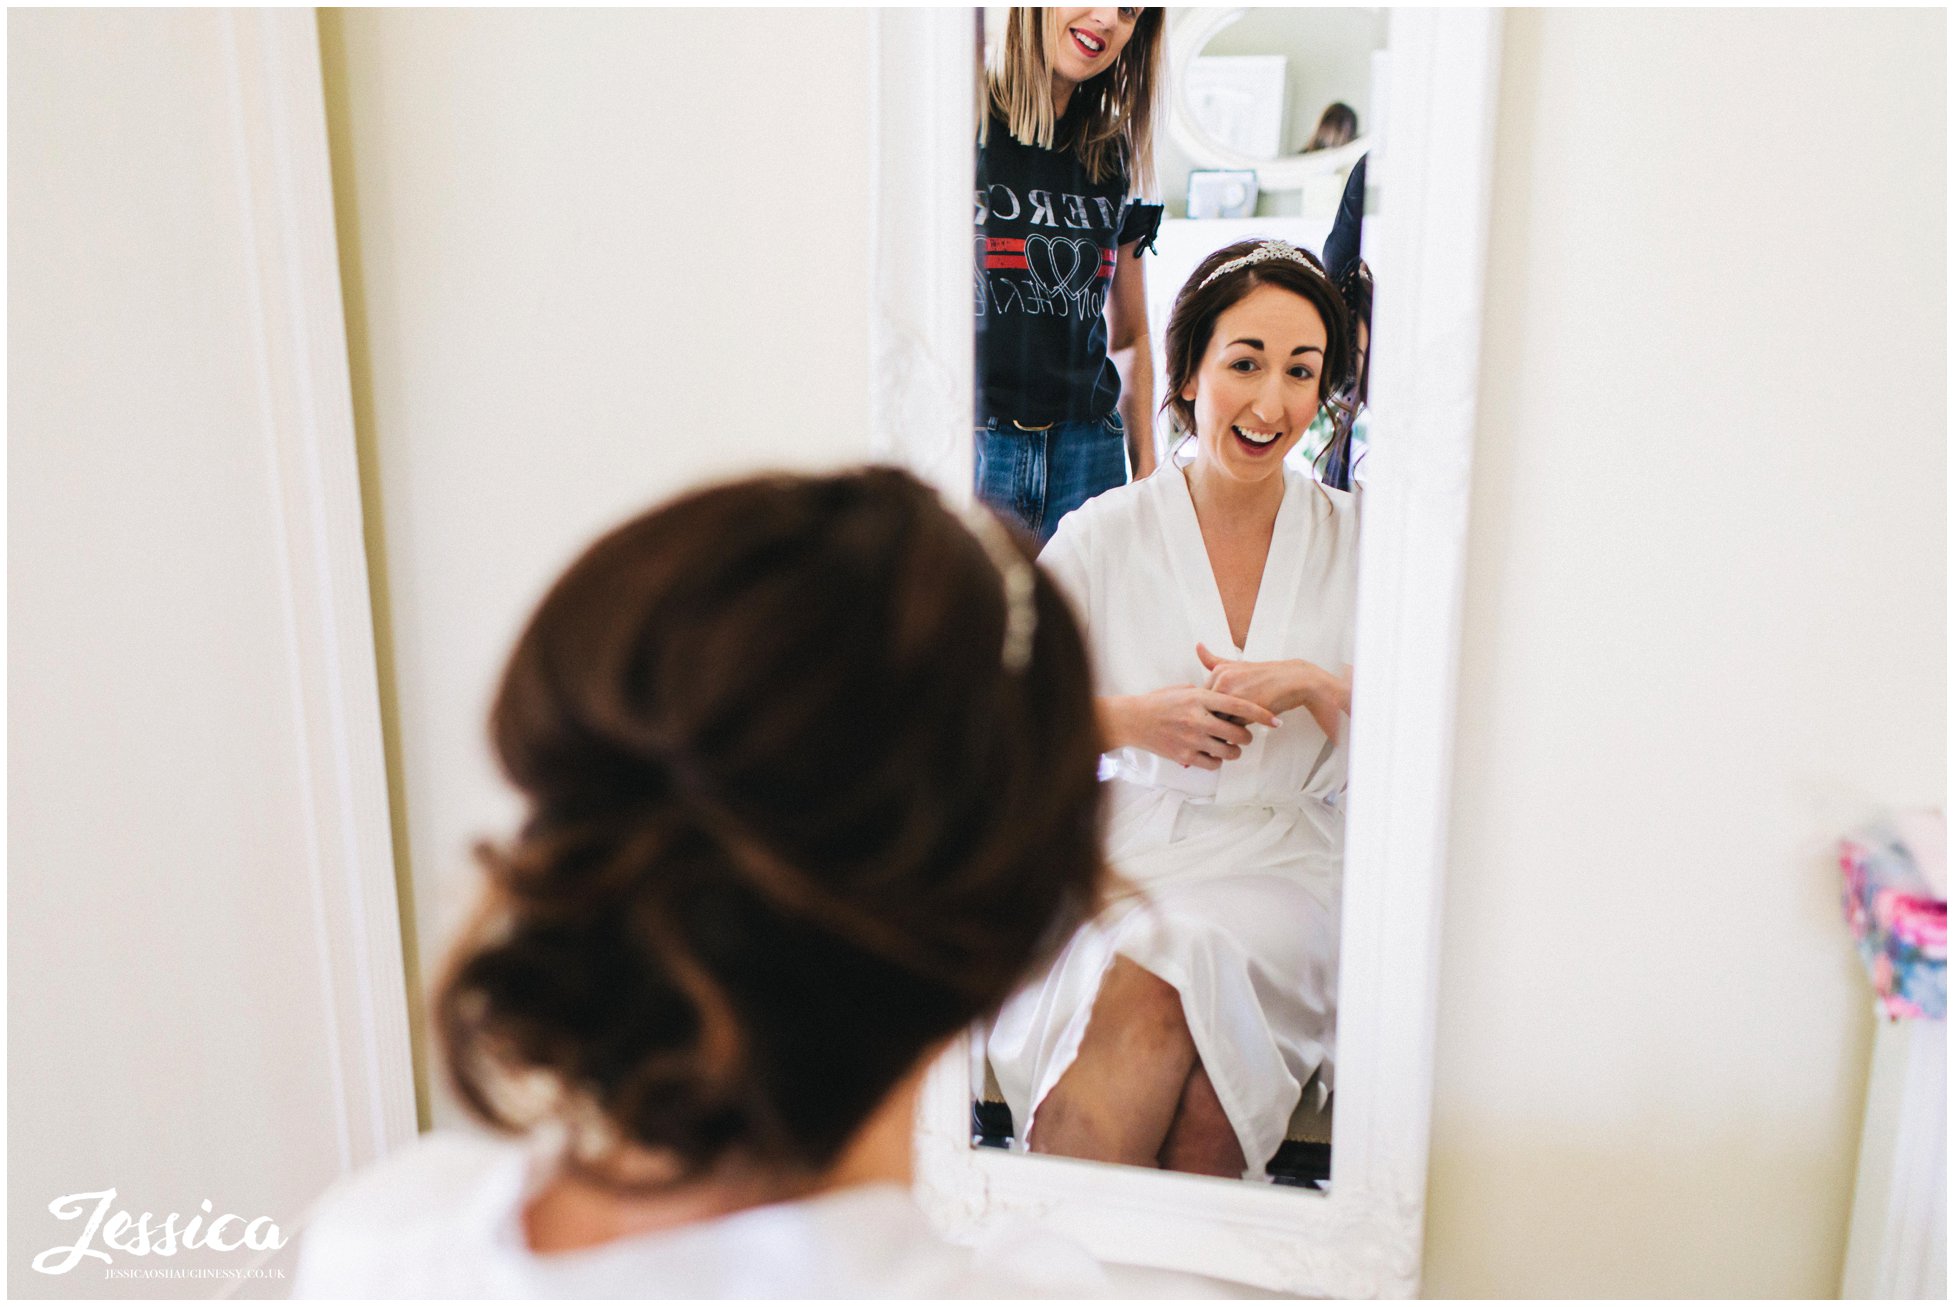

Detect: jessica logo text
32,1189,286,1275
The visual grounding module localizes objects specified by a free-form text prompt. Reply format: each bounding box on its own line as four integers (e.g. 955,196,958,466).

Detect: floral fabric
1840,821,1947,1020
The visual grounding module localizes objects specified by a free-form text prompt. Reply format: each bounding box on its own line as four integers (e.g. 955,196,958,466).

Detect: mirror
895,6,1501,1295
969,5,1385,1192
1167,9,1374,203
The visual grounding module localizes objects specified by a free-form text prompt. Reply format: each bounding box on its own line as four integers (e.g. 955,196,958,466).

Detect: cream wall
317,8,876,1121
1424,9,1944,1298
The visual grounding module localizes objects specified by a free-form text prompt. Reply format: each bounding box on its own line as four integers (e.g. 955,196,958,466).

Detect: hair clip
958,504,1038,674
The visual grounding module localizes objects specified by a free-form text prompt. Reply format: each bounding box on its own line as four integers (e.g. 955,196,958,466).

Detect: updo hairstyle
1159,239,1355,443
435,467,1103,1187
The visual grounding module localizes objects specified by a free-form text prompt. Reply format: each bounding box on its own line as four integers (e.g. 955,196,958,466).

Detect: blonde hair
979,8,1164,199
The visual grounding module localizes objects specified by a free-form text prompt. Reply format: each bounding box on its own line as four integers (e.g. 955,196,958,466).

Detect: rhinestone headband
1198,239,1319,291
958,504,1038,673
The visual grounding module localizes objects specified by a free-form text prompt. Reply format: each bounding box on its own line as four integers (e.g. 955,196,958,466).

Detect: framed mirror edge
868,8,1505,1297
864,8,979,505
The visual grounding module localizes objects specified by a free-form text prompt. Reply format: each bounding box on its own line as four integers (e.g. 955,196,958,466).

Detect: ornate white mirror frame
868,9,1503,1297
1165,7,1370,191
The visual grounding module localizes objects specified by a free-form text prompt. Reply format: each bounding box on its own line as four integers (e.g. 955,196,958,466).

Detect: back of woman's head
1304,102,1358,153
436,467,1103,1184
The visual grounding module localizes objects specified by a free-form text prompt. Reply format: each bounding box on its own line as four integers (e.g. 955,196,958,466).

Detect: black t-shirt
974,115,1163,425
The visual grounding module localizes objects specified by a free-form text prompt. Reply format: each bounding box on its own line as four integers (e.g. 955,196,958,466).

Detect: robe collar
1158,463,1312,662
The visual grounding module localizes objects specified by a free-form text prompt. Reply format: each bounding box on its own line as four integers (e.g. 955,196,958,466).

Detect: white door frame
228,7,419,1168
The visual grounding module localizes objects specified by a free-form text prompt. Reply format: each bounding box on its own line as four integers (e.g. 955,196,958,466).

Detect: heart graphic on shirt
1023,235,1103,312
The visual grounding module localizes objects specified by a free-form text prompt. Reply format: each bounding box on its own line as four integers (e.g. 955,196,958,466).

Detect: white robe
988,465,1358,1175
295,1129,1233,1297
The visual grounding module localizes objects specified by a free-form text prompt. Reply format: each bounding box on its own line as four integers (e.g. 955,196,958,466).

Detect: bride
988,238,1358,1179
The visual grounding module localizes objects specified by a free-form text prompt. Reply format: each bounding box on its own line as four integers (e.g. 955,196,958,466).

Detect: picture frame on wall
1187,168,1260,220
1183,52,1289,157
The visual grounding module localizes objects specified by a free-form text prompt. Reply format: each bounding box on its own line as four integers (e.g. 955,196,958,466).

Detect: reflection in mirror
1183,52,1289,160
1163,8,1377,210
969,6,1382,1190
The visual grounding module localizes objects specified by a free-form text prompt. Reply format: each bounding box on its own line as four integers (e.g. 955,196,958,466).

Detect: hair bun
435,469,1105,1184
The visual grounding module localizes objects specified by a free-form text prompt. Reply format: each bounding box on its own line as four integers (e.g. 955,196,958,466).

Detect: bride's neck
1183,459,1284,531
522,1061,925,1254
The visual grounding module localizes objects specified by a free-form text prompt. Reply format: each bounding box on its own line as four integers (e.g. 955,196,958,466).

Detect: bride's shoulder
1039,501,1113,567
303,1131,524,1248
1051,473,1170,545
1288,469,1358,519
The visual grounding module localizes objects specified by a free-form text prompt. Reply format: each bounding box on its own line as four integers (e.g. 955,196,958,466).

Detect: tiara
958,504,1038,673
1198,239,1319,290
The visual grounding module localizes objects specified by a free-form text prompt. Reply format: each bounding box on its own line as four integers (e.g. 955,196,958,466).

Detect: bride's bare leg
1025,958,1196,1166
1157,1062,1249,1177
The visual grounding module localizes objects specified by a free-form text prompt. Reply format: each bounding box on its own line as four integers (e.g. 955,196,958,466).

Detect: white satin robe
988,465,1358,1176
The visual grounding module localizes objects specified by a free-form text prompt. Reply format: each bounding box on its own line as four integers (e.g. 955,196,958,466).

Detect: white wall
9,9,406,1296
1424,10,1945,1298
317,8,877,1122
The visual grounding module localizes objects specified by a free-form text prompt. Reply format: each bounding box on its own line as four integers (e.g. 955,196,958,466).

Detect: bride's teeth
1233,425,1279,446
1075,30,1104,51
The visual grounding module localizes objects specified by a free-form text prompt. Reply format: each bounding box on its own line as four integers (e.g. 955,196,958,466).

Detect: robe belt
1103,759,1321,810
1102,762,1327,852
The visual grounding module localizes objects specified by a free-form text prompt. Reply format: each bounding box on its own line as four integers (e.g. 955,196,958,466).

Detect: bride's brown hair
434,467,1103,1186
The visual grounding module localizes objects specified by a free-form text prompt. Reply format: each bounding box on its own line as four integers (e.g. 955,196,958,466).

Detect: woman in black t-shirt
975,7,1166,544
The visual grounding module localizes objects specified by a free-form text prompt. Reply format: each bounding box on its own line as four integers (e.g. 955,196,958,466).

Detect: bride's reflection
971,7,1382,1188
987,240,1357,1181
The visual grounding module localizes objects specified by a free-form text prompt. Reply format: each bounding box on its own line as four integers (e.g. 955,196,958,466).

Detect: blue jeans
973,413,1129,546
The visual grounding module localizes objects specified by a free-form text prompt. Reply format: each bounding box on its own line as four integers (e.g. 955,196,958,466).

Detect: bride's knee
1161,1064,1247,1176
1093,957,1190,1045
1172,1064,1233,1138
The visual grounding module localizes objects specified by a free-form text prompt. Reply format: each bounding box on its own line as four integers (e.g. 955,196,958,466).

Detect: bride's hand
1101,686,1282,771
1196,644,1350,741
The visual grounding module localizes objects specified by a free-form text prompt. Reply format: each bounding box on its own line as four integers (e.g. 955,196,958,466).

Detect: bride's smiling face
1180,284,1328,484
